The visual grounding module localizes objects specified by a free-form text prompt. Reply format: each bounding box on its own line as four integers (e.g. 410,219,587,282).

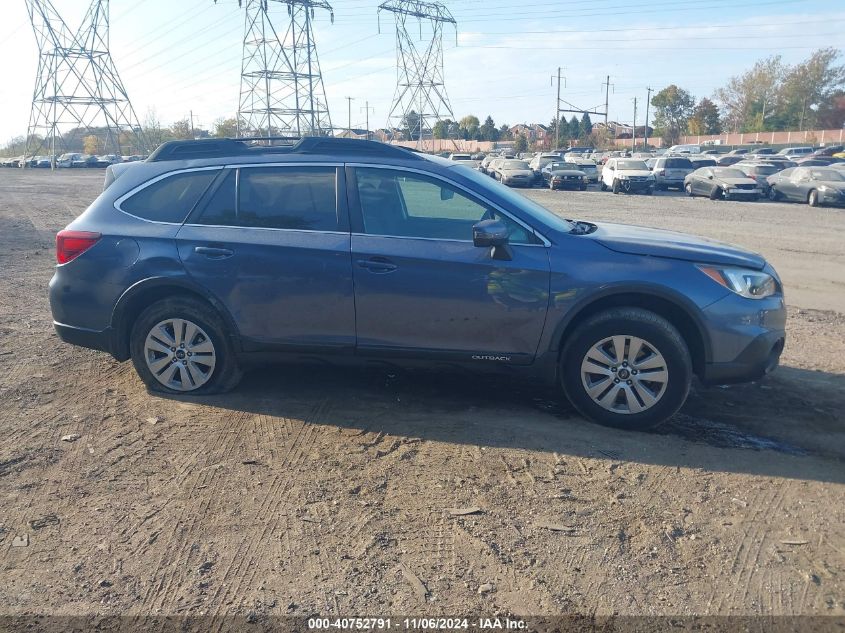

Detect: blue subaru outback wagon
50,138,785,429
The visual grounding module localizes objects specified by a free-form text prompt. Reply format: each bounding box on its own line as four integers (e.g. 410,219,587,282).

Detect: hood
616,170,652,177
501,169,533,177
549,169,585,176
719,177,758,186
589,222,766,269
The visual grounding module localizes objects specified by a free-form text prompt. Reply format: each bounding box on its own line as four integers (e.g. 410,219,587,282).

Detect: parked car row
450,147,845,208
1,153,147,168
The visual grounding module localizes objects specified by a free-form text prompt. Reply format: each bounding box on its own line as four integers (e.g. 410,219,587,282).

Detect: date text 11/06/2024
307,617,527,630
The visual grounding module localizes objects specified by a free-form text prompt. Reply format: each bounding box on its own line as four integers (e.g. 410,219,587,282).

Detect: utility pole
553,68,561,150
644,87,652,149
632,97,637,152
361,101,376,140
345,96,354,136
602,75,612,126
189,110,195,138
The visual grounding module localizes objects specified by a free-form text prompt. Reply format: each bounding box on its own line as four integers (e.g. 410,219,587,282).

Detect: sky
0,0,843,144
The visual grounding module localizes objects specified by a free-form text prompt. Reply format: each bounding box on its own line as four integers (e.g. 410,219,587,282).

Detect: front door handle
194,246,234,259
356,257,397,273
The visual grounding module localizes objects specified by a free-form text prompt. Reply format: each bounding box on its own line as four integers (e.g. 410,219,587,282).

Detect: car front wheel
130,297,243,395
685,182,694,196
560,308,692,430
808,190,820,207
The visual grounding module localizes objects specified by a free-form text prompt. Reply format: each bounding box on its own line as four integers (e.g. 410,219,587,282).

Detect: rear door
348,166,551,364
176,164,356,353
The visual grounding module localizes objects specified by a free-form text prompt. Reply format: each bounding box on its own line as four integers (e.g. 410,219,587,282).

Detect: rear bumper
54,321,116,356
701,329,785,384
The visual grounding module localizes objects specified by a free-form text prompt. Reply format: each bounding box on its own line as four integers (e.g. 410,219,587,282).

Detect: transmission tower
378,0,456,147
217,0,334,137
25,0,147,160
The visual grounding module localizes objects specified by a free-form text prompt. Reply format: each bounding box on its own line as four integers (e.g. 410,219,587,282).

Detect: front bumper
702,329,785,384
725,188,761,199
699,290,786,385
618,179,653,192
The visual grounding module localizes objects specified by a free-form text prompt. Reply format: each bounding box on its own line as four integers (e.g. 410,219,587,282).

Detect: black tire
612,179,620,194
808,189,819,207
560,308,692,430
768,186,779,201
130,297,243,395
579,184,587,191
600,181,608,191
709,186,722,201
685,182,694,197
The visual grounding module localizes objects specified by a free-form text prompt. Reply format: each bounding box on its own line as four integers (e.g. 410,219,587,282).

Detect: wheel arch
110,277,241,361
550,288,711,377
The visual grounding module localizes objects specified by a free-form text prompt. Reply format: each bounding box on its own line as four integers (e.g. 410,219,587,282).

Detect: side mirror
707,174,714,180
607,165,614,170
473,219,509,247
440,187,454,201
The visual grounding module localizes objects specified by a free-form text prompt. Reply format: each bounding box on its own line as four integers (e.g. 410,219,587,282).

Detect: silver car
652,156,694,190
494,159,534,187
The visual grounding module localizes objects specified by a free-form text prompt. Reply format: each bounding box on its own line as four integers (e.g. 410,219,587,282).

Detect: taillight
56,230,101,264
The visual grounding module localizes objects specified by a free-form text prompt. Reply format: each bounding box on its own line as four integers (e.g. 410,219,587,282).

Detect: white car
448,153,480,168
600,158,655,194
776,147,814,159
667,144,701,155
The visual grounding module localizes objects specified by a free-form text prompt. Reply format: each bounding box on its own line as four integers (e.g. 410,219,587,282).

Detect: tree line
651,47,845,145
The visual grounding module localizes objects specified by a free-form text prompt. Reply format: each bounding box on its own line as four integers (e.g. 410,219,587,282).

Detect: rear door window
194,166,338,231
121,169,218,223
665,158,693,169
238,167,338,230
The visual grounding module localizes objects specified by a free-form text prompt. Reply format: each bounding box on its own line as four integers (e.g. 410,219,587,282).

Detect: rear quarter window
665,158,693,168
120,170,218,223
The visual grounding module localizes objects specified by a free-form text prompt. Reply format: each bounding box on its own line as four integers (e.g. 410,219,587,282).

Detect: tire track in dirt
138,408,254,614
208,399,332,622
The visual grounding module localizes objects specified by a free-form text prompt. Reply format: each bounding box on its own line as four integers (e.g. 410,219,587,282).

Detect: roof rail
146,136,422,162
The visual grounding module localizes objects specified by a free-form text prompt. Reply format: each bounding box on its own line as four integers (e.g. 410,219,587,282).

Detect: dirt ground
0,170,843,622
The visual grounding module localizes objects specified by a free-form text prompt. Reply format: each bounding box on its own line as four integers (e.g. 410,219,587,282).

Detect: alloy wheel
144,318,217,391
580,335,669,415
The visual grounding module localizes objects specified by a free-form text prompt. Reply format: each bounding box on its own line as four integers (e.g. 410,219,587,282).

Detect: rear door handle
194,246,234,259
356,258,397,273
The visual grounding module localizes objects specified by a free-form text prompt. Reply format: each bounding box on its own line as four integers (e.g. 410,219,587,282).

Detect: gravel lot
0,170,843,622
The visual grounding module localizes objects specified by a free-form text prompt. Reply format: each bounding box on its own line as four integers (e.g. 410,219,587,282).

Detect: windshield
548,162,572,170
454,165,574,233
502,160,530,169
808,169,845,181
714,168,747,178
617,160,648,170
451,155,472,160
746,165,778,175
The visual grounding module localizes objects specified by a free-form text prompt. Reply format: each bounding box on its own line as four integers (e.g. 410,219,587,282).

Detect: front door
177,165,356,352
348,166,551,364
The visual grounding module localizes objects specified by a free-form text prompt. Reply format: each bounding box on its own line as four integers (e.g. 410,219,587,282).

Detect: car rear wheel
808,189,819,207
560,308,692,430
768,186,779,201
612,179,620,194
130,297,242,395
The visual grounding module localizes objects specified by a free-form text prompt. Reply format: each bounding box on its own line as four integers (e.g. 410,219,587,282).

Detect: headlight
618,174,629,179
698,265,778,299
